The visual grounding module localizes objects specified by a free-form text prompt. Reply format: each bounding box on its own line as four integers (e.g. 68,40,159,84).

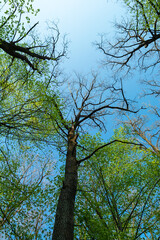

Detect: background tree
74,126,160,240
0,0,67,142
0,143,57,239
95,0,160,170
0,0,66,238
93,2,160,238
0,0,67,72
97,0,160,72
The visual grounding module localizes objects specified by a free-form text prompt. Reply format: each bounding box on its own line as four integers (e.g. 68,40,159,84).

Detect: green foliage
75,126,160,239
0,0,40,41
0,50,65,142
123,0,160,30
0,142,57,239
0,1,66,237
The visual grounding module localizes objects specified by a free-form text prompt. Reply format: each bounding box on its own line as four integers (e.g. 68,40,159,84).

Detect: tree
94,2,160,238
97,0,160,72
74,126,160,240
0,0,66,72
0,0,67,141
95,0,160,162
0,142,57,239
0,0,66,238
98,0,160,155
51,76,141,240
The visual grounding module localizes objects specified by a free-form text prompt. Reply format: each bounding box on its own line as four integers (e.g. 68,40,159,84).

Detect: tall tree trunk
52,125,78,240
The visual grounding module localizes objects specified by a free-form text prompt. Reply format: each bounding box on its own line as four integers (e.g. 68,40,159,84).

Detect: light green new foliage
0,0,40,41
123,0,160,30
0,141,57,239
0,0,64,141
0,0,65,238
0,54,60,141
75,126,160,240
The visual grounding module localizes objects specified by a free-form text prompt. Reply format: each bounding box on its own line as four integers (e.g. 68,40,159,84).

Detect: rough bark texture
52,125,78,240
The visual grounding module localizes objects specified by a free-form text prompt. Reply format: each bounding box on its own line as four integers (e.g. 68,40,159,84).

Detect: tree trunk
52,125,78,240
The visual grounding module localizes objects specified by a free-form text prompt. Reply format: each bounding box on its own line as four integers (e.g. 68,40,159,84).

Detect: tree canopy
0,0,159,239
75,127,160,239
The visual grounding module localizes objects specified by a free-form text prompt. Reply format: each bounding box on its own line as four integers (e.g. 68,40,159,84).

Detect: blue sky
33,0,125,74
31,0,140,102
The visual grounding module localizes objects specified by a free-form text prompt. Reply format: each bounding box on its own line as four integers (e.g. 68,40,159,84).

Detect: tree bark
52,125,78,240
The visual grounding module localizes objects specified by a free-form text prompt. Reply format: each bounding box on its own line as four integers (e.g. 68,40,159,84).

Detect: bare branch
78,140,143,164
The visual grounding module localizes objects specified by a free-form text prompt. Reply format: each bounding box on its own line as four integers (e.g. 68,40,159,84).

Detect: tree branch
78,140,143,164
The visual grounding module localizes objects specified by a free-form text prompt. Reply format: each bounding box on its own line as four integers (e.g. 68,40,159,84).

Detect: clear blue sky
33,0,125,74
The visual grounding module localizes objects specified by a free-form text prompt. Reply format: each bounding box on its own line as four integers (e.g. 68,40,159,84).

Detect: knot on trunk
68,125,78,144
